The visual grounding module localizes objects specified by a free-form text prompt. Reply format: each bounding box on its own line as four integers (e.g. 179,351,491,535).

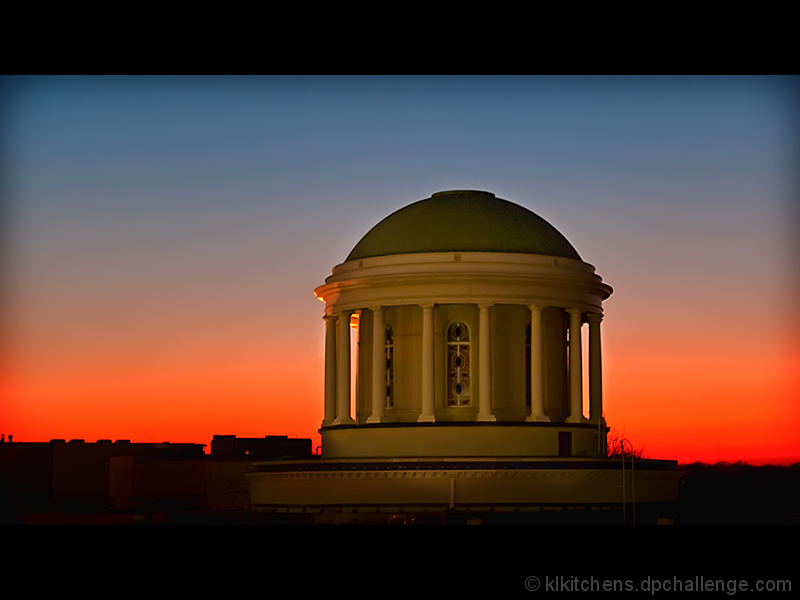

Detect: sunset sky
3,76,798,464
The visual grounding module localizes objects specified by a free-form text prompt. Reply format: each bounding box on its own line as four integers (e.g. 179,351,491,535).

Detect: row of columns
322,305,603,427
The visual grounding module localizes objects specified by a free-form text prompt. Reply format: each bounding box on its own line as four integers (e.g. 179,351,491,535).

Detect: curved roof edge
345,190,581,262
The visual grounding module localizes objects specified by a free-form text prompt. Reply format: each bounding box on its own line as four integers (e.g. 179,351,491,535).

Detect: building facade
248,190,680,523
314,190,612,459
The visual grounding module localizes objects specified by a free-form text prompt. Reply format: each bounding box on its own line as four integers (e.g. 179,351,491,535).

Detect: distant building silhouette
0,434,314,522
211,435,312,459
109,435,314,513
0,439,203,516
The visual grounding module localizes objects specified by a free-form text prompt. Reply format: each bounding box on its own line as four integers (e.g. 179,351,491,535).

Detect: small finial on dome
432,190,496,198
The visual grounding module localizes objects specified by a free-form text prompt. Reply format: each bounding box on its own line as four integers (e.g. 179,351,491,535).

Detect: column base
417,414,436,423
567,415,589,424
526,415,550,423
332,417,355,426
366,415,390,424
477,414,497,422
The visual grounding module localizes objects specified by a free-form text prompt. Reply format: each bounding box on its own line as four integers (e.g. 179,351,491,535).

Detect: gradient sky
3,76,798,463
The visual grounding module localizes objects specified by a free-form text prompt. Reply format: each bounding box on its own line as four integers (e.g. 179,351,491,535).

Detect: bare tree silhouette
608,433,648,459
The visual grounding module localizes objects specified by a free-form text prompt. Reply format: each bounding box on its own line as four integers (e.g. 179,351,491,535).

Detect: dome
346,190,581,262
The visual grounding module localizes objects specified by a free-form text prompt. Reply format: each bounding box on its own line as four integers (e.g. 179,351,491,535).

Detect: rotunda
314,190,613,459
248,190,681,524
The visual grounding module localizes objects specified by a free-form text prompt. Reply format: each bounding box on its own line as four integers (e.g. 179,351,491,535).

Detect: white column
322,315,337,426
367,307,387,424
477,303,496,422
334,311,354,425
418,304,436,423
587,312,603,424
568,308,584,423
527,305,549,422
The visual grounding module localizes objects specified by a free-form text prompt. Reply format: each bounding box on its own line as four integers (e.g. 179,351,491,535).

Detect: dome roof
346,190,581,262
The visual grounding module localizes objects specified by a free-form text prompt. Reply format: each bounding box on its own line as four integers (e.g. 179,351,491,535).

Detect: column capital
586,312,603,323
419,303,435,310
527,303,547,312
478,302,494,310
367,305,384,313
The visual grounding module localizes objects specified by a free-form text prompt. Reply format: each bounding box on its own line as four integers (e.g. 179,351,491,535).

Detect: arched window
446,322,471,407
384,325,394,408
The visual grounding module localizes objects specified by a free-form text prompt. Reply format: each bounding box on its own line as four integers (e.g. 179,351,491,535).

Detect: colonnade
321,304,603,427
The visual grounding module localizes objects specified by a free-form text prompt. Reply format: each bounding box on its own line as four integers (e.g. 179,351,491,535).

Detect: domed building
248,190,681,524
